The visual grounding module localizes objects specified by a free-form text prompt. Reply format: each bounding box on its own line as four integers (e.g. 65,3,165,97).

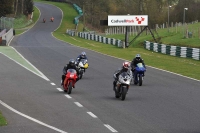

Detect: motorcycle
113,69,132,101
76,59,89,79
133,63,146,86
43,18,46,23
62,69,78,94
50,17,54,22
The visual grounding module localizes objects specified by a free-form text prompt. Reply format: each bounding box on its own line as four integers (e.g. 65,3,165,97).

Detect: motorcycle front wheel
67,82,73,94
139,75,143,86
115,90,120,98
121,87,127,101
79,71,83,79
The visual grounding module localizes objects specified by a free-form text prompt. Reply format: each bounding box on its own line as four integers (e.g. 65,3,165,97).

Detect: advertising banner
108,15,148,26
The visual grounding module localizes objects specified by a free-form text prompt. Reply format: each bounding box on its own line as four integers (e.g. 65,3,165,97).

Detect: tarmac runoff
0,46,49,81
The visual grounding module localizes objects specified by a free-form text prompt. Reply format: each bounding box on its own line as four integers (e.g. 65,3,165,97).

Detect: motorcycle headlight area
70,74,74,78
119,75,131,84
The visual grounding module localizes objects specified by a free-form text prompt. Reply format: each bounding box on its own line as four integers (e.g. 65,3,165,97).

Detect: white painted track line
0,100,67,133
74,102,83,107
104,124,118,132
64,95,72,99
87,112,98,118
57,88,63,92
51,83,56,85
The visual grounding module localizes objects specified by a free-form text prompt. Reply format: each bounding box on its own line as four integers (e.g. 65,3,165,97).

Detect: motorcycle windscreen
80,59,88,69
120,72,129,78
136,63,146,71
67,69,77,74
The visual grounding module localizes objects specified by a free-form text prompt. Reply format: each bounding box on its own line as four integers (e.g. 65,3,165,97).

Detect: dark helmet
69,59,75,66
123,61,130,70
81,51,86,58
135,54,141,61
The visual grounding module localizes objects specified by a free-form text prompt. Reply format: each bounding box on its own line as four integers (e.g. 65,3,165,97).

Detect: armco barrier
1,28,13,46
0,29,6,45
77,32,123,47
73,4,83,25
144,41,200,60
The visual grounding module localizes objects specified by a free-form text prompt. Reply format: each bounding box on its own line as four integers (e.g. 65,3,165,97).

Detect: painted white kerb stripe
0,100,67,133
104,124,118,132
87,112,98,118
74,102,83,107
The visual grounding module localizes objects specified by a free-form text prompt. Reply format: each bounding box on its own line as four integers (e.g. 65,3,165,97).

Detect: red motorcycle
50,17,54,22
63,69,78,94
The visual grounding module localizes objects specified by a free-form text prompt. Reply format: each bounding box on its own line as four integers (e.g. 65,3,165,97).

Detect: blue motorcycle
133,63,146,86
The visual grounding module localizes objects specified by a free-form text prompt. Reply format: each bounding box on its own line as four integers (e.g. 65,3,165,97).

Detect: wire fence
0,16,15,31
105,20,200,37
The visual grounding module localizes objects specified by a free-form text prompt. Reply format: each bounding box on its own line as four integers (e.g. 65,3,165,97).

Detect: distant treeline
0,0,34,17
45,0,200,31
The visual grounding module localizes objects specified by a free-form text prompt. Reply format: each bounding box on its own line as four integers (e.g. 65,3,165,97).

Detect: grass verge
15,6,40,35
0,111,7,126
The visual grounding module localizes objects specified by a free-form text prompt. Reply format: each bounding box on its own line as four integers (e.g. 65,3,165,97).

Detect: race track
0,2,200,133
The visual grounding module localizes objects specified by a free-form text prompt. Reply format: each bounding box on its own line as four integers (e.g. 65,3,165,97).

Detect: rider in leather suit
61,59,79,87
113,61,130,89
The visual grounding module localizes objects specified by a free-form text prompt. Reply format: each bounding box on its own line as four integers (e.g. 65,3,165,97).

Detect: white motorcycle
113,69,132,101
76,59,89,79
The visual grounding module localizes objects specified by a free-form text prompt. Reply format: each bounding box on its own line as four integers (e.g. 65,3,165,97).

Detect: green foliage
15,6,39,35
0,0,15,16
0,111,7,126
24,0,34,15
14,15,33,29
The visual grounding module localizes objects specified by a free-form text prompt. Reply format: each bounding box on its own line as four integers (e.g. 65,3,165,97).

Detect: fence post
199,28,200,39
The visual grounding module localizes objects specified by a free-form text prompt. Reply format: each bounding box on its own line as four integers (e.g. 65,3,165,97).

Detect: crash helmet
81,51,86,58
123,61,130,70
69,59,75,67
135,54,141,61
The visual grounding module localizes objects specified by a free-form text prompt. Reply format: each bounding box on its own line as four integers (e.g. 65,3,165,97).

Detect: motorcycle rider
113,61,130,89
51,16,54,22
61,59,79,88
75,51,88,66
131,54,146,71
43,18,46,23
131,54,146,79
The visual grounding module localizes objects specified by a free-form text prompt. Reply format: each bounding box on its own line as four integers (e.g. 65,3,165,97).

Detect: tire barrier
78,32,123,48
144,41,200,60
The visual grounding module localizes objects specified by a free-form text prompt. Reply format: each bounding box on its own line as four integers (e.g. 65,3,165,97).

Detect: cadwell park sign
108,15,148,26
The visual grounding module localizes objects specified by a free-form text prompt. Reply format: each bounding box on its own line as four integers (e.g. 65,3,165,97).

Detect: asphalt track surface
1,2,200,133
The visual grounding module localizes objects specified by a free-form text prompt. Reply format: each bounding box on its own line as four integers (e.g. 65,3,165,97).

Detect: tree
24,0,34,16
0,0,15,17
